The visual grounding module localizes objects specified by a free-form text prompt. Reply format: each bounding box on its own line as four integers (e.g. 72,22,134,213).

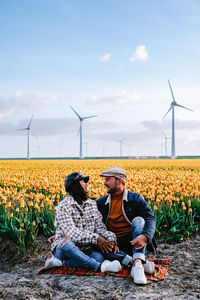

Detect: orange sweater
107,194,131,237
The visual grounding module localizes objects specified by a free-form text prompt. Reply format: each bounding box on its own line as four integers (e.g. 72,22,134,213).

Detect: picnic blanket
39,258,170,281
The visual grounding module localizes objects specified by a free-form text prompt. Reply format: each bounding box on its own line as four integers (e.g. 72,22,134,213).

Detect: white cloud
0,117,78,136
0,92,58,119
88,89,140,105
0,108,15,119
99,53,112,62
130,45,148,62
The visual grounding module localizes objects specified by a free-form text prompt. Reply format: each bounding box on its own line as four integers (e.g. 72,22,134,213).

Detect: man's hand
108,241,119,253
97,236,113,253
130,234,148,250
48,235,55,244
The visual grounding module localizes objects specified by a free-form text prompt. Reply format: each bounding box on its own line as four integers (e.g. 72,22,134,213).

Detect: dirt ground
0,234,200,300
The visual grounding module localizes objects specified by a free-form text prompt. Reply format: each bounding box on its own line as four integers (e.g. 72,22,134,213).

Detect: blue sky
0,0,199,158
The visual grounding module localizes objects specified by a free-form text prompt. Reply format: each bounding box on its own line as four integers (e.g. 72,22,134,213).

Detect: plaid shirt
51,195,116,252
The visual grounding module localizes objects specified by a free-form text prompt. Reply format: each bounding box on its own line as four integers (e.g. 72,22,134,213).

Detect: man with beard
45,172,132,273
96,167,156,284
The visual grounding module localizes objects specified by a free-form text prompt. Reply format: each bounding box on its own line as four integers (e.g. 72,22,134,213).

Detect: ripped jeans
116,217,147,262
53,240,132,271
53,240,103,271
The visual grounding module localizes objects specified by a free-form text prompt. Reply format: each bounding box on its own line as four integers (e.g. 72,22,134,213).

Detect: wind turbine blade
82,115,97,120
69,105,81,120
28,115,33,129
17,128,28,131
168,79,176,102
162,106,172,120
175,103,193,112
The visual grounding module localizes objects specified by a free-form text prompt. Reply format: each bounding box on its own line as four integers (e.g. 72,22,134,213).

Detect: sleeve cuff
91,233,99,244
106,232,117,242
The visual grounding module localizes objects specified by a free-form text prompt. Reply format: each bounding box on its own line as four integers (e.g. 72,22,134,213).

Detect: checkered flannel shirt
51,195,117,252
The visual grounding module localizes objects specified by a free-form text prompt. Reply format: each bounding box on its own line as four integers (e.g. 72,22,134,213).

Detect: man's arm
130,234,148,249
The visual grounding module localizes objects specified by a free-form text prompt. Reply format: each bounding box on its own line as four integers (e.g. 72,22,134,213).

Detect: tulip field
0,159,200,253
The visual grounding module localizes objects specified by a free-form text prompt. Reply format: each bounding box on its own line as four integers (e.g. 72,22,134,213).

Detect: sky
0,0,200,158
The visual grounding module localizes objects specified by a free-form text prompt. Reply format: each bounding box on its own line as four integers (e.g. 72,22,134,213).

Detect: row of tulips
0,159,200,253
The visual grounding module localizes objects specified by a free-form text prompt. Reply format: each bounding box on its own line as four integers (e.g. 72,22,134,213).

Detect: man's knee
131,216,145,227
131,217,146,243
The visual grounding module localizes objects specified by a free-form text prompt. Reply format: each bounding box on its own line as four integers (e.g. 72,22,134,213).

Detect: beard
105,182,118,194
107,187,117,194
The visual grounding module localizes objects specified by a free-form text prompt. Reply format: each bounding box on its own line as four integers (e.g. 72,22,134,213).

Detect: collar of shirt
105,188,128,205
65,195,91,210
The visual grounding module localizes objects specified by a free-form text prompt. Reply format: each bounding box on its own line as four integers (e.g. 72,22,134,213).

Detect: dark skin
48,233,119,254
97,237,119,254
49,179,118,254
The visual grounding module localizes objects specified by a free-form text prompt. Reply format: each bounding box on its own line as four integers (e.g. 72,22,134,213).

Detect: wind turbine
127,144,134,156
69,106,97,158
162,131,170,157
84,139,90,157
117,137,125,157
102,145,106,157
17,116,33,159
163,80,193,158
58,141,64,158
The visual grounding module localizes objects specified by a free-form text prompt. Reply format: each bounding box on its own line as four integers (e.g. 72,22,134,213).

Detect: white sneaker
101,260,122,273
131,262,147,285
44,256,62,269
143,260,155,274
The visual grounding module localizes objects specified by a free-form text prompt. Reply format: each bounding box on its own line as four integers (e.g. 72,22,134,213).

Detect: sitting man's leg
130,217,147,284
104,248,132,268
131,217,147,263
89,249,122,273
130,216,155,284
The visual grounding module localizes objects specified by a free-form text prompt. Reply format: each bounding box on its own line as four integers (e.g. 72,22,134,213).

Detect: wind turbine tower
17,116,33,159
128,144,134,156
84,140,90,157
117,137,125,157
70,106,97,158
163,80,193,158
162,131,170,157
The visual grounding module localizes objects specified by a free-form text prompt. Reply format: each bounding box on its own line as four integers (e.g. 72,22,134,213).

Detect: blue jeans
53,240,132,270
105,248,132,267
116,217,147,262
53,240,104,271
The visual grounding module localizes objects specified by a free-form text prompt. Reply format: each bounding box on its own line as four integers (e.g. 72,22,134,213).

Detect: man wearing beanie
96,167,156,285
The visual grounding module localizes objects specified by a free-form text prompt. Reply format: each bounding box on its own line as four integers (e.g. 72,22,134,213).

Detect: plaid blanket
39,258,170,281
